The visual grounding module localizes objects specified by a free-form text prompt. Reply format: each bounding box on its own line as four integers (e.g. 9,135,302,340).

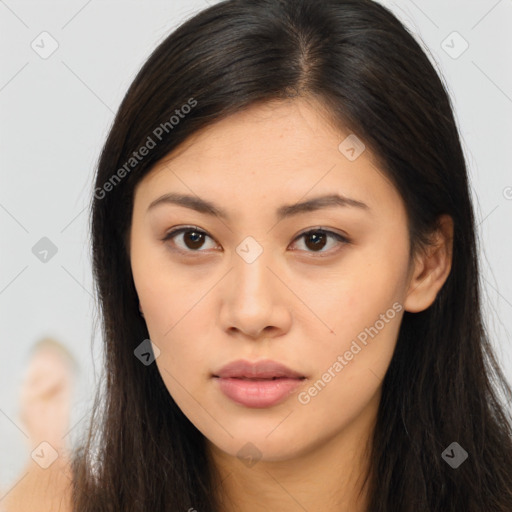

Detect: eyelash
161,226,350,257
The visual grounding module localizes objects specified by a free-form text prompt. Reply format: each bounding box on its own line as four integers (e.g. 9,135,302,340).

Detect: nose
219,248,292,340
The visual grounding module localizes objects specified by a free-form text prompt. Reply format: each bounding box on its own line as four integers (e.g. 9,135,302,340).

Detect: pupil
186,231,204,249
306,232,326,251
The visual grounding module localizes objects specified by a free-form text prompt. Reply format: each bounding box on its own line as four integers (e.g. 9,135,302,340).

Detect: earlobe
404,215,454,313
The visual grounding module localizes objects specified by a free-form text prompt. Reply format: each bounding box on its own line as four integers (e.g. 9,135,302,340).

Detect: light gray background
1,0,511,490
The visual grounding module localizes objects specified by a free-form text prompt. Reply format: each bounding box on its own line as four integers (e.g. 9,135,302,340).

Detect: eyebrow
147,192,370,220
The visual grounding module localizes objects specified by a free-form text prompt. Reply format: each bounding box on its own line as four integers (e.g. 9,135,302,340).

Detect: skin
129,96,453,511
1,343,74,512
19,344,74,450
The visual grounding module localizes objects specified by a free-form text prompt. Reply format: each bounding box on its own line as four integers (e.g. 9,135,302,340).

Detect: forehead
134,98,403,221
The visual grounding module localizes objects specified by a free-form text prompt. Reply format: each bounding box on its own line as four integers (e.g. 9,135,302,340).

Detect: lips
212,359,306,380
212,359,306,408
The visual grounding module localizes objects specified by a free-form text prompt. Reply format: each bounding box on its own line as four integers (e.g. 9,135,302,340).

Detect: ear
404,214,454,313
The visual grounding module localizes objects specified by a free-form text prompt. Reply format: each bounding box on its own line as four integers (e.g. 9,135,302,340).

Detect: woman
69,0,512,510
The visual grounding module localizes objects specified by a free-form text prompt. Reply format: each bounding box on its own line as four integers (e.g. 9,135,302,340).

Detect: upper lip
213,359,305,379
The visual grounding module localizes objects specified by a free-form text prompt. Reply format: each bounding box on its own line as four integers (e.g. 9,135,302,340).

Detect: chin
204,425,310,464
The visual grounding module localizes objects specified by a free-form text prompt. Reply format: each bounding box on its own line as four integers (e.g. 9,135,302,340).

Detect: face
129,97,413,462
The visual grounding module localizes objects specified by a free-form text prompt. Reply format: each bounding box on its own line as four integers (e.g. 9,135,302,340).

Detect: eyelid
161,225,351,255
162,226,210,241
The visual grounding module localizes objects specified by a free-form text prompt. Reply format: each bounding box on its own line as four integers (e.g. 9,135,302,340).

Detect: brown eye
182,230,206,250
162,226,349,256
304,231,328,251
163,227,218,252
291,229,349,254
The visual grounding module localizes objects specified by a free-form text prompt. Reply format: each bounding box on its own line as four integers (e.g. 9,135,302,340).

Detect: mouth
212,358,306,380
212,359,307,408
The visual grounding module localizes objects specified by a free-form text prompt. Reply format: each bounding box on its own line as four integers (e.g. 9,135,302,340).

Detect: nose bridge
232,235,276,299
220,234,285,335
218,230,294,339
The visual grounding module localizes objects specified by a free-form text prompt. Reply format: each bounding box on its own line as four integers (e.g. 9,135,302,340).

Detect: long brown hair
73,0,512,510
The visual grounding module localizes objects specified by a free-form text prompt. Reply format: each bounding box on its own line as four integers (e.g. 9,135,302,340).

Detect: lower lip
214,377,304,408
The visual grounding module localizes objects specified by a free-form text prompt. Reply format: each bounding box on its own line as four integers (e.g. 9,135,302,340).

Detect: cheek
296,273,404,436
303,238,409,394
136,272,217,353
315,252,407,343
131,253,216,398
131,230,207,337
